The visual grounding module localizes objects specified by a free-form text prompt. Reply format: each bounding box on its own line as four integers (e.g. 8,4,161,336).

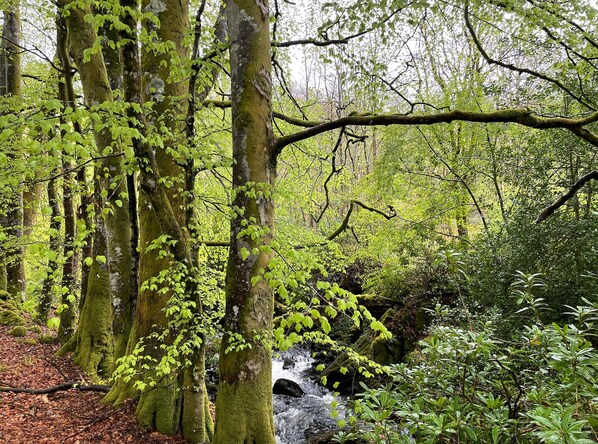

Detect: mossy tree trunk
57,13,77,342
213,1,276,443
57,0,134,378
104,1,213,441
0,1,25,302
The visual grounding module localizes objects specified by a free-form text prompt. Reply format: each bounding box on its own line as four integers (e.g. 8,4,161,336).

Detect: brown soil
0,324,185,444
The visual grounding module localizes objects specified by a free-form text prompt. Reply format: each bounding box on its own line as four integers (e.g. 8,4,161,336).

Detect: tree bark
37,177,61,323
57,13,76,342
56,0,134,378
214,1,276,443
0,1,25,301
104,2,213,441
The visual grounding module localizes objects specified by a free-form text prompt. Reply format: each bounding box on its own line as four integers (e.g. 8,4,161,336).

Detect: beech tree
0,0,25,300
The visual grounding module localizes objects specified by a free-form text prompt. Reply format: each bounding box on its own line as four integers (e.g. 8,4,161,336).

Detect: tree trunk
59,158,77,342
37,177,61,323
0,1,25,302
56,0,134,378
214,1,276,443
104,2,213,441
56,14,77,342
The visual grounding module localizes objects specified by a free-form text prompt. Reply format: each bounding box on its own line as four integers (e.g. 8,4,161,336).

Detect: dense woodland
0,0,597,443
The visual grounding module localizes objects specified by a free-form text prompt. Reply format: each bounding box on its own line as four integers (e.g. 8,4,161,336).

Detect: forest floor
0,322,185,444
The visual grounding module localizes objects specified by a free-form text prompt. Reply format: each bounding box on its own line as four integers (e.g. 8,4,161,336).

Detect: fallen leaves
0,324,185,444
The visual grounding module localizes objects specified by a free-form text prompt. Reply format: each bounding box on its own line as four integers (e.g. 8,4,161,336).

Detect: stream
272,348,343,444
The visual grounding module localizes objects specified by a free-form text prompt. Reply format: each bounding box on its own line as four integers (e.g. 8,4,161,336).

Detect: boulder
273,378,305,398
282,357,295,370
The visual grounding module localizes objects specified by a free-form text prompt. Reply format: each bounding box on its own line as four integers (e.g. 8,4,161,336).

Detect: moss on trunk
58,0,134,376
58,207,114,377
214,1,277,442
105,2,213,442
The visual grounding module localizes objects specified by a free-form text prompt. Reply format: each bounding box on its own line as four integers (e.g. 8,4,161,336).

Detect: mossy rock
9,325,28,337
0,309,26,326
38,333,56,344
21,337,37,345
371,336,404,365
0,290,10,300
28,325,43,334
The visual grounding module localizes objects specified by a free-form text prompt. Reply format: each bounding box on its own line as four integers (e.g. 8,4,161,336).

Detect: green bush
339,299,598,444
467,211,598,328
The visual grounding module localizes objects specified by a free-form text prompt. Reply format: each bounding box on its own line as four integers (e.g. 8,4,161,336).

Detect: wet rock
306,428,365,444
273,378,305,398
282,357,295,370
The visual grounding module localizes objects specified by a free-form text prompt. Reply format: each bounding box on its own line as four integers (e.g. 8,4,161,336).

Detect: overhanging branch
274,108,598,154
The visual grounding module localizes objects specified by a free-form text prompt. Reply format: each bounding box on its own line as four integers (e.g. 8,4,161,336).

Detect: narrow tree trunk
0,1,25,302
77,171,93,310
23,183,42,237
37,177,61,323
56,14,77,341
59,159,77,342
214,1,276,443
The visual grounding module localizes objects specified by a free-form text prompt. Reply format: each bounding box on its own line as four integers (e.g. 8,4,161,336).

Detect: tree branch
272,37,349,48
464,2,596,110
203,99,323,128
535,170,598,223
21,153,125,185
274,108,598,153
0,381,110,394
327,199,396,241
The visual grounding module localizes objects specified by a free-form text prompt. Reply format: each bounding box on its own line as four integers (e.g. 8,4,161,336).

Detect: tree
0,0,25,301
213,1,276,442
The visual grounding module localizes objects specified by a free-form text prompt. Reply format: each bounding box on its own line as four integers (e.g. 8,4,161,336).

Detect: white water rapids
272,348,343,444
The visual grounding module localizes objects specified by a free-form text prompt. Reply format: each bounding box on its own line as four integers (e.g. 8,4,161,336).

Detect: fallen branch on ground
0,381,110,394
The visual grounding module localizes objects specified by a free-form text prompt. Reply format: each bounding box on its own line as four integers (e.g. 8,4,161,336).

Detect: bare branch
203,99,323,128
327,199,396,241
0,381,110,394
273,37,350,48
464,2,596,111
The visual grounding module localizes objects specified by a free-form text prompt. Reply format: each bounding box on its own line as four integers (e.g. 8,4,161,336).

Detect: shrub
339,299,598,444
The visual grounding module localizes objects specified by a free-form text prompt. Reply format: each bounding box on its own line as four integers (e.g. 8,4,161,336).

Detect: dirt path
0,324,185,444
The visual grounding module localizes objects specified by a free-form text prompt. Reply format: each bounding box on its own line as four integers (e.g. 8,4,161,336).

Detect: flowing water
272,348,343,444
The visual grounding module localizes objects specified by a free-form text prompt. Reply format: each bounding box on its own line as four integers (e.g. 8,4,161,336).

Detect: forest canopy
0,0,597,443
